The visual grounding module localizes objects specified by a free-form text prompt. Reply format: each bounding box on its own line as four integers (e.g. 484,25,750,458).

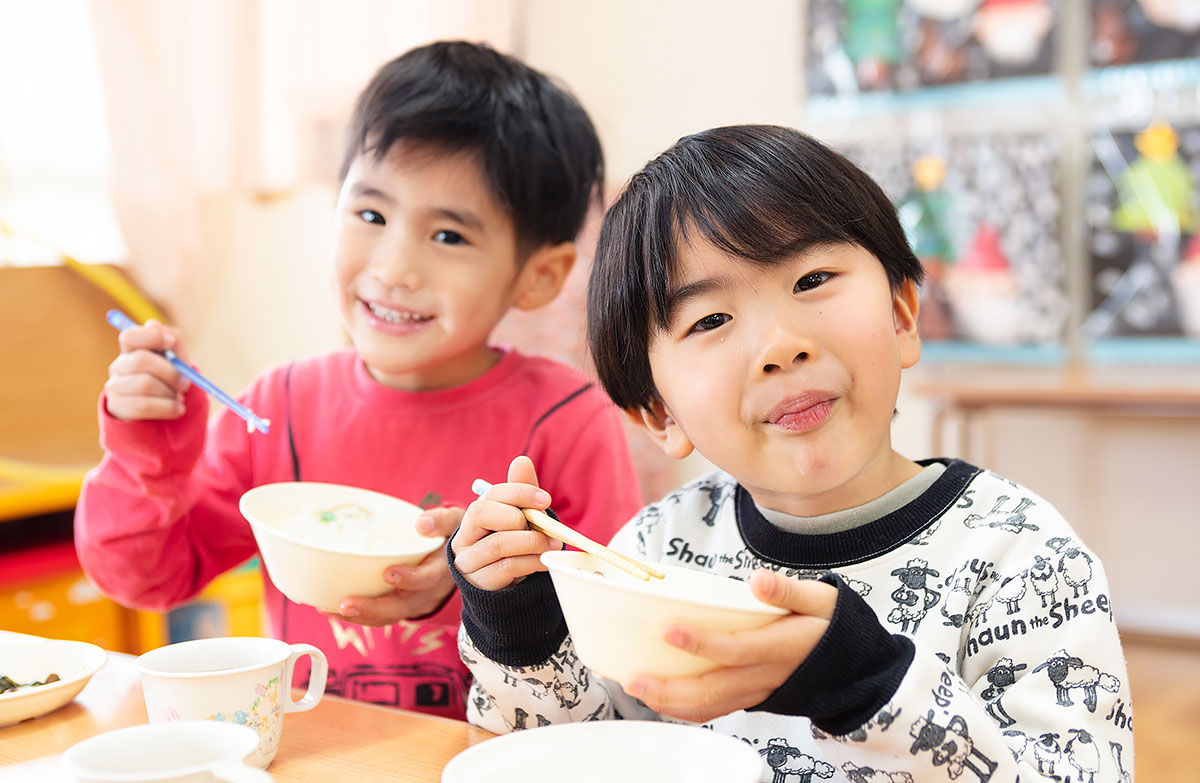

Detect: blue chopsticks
105,309,271,434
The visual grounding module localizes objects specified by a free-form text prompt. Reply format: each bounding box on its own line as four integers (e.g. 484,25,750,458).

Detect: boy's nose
753,319,816,376
368,240,422,290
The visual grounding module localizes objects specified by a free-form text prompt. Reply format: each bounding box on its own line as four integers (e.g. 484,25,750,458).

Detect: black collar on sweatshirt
735,458,981,569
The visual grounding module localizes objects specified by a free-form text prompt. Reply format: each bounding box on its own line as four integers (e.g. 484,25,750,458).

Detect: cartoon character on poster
1091,0,1200,66
1086,121,1197,338
842,0,906,89
944,222,1022,344
899,155,957,339
972,0,1054,66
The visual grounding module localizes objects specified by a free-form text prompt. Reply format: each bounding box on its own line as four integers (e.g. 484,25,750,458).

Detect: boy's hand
104,319,192,421
623,570,837,724
324,507,464,627
450,455,563,591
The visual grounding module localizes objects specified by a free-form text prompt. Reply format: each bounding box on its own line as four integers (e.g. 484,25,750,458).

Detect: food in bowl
239,482,446,612
540,550,788,683
0,672,60,693
280,502,400,552
0,639,107,725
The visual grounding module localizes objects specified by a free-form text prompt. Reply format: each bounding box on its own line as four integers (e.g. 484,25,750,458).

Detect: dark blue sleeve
749,573,915,735
446,532,568,667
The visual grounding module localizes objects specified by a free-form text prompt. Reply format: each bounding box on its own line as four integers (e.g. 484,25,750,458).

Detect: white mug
62,720,271,782
136,637,327,768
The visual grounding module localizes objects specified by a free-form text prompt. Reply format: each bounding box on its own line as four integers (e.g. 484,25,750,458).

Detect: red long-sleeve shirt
75,347,642,719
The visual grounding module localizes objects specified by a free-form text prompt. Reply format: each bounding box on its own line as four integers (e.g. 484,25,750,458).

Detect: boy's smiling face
640,239,922,517
333,142,565,390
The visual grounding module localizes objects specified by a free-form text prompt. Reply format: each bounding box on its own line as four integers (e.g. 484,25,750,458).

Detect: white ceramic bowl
0,638,107,726
63,720,268,783
442,720,764,783
541,550,788,682
239,482,445,612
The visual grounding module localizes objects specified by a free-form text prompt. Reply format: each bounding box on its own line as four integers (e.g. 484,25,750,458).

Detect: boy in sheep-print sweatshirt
449,126,1133,782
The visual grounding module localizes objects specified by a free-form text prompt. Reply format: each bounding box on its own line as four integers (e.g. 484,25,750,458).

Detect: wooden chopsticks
471,479,665,582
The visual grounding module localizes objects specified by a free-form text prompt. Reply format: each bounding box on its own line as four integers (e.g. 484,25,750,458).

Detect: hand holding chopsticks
105,309,271,434
471,479,664,582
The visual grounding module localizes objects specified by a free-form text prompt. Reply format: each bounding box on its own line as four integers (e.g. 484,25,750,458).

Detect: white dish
63,720,269,782
541,550,788,682
240,482,445,612
442,720,764,783
0,638,107,726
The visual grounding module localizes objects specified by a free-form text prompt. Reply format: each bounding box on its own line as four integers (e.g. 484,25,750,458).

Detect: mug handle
212,761,274,782
282,642,328,713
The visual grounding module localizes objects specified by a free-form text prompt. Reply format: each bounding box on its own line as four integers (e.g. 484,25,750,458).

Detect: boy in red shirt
75,41,642,720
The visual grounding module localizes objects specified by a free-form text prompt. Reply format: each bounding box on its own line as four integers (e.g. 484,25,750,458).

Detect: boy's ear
624,397,695,460
512,241,576,311
894,278,921,369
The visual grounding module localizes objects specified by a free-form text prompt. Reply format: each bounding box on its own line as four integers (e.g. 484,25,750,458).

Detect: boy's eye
794,271,832,293
358,209,385,226
688,313,731,335
433,230,467,245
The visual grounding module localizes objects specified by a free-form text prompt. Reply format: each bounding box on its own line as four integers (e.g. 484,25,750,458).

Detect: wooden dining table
0,637,496,782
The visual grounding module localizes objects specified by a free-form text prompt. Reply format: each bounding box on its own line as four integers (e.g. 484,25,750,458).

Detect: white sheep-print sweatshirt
451,459,1134,783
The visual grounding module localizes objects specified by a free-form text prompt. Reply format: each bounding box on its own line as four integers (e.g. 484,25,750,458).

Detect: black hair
587,124,924,412
340,41,604,253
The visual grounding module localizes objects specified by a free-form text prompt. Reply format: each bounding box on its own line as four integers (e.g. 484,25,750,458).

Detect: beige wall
521,0,802,186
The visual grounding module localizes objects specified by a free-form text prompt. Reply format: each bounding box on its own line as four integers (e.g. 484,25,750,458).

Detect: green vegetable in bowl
0,672,59,694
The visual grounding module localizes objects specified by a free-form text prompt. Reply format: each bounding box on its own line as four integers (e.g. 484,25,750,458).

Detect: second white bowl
541,550,788,683
240,482,445,612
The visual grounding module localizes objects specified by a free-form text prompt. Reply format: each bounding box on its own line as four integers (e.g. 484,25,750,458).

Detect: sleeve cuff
749,573,914,735
446,533,568,667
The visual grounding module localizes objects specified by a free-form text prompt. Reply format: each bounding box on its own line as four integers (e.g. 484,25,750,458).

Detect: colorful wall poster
1091,0,1200,68
844,131,1067,345
807,0,1058,96
1085,120,1200,338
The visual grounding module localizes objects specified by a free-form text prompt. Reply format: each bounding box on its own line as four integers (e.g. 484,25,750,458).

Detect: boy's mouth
765,393,836,432
364,300,433,325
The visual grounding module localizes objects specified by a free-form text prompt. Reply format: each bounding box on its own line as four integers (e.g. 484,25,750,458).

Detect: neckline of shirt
347,344,521,411
735,458,981,569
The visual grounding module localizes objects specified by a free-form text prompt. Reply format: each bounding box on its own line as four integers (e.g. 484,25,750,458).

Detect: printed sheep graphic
1032,649,1120,713
758,738,834,783
1065,728,1101,783
1033,732,1061,776
697,480,733,527
908,710,998,782
888,558,941,633
1047,537,1094,598
941,559,993,628
1110,740,1133,783
962,495,1039,533
1001,728,1032,762
941,578,973,628
992,570,1028,615
982,657,1027,728
511,706,551,730
1028,554,1060,607
842,761,914,783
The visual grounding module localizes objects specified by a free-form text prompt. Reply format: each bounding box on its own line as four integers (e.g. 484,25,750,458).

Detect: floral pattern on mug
208,676,282,751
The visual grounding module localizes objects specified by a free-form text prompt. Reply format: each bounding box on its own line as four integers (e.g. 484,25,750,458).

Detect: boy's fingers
624,673,770,724
415,507,464,538
452,529,560,576
506,454,540,487
386,551,453,590
453,499,532,550
750,569,837,620
464,554,552,591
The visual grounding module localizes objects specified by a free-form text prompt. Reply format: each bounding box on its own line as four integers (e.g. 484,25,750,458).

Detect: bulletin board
803,0,1200,364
